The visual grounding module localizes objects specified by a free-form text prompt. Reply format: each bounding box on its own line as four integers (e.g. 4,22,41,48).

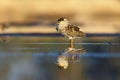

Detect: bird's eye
57,18,64,22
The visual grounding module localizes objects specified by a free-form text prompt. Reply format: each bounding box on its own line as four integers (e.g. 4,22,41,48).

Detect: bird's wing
73,25,80,32
67,24,80,32
65,24,85,37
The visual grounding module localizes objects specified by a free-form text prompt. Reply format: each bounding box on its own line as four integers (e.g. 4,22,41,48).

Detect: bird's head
57,17,69,26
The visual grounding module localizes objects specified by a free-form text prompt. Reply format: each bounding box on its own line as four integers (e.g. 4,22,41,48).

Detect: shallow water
0,36,120,80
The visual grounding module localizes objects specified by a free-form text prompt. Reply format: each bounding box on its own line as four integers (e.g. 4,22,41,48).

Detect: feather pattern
56,18,85,39
64,24,85,38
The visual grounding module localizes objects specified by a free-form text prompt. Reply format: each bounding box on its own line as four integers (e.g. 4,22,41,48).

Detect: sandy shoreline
0,25,119,34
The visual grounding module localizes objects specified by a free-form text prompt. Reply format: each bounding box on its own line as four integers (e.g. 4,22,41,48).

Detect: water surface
0,36,120,80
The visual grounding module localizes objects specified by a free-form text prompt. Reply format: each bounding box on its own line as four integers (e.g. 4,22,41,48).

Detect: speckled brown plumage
56,17,85,48
65,24,85,37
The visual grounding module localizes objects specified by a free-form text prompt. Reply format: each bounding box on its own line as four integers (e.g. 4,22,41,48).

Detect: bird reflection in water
57,46,85,69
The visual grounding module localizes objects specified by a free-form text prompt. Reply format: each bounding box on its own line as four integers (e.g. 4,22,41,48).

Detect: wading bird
56,18,85,48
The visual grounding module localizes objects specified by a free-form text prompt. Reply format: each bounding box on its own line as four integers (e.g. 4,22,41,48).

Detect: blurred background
0,0,120,80
0,0,120,34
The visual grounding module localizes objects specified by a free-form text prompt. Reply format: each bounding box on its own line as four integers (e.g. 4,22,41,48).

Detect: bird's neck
58,21,69,29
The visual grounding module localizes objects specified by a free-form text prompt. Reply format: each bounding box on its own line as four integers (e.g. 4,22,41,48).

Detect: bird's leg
70,39,74,48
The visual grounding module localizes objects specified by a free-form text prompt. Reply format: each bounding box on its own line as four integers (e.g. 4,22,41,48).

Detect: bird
56,17,85,48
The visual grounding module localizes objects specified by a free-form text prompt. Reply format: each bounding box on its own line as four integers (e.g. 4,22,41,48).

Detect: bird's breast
58,25,66,33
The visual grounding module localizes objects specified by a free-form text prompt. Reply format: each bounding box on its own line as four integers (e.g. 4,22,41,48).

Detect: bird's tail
79,31,86,37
